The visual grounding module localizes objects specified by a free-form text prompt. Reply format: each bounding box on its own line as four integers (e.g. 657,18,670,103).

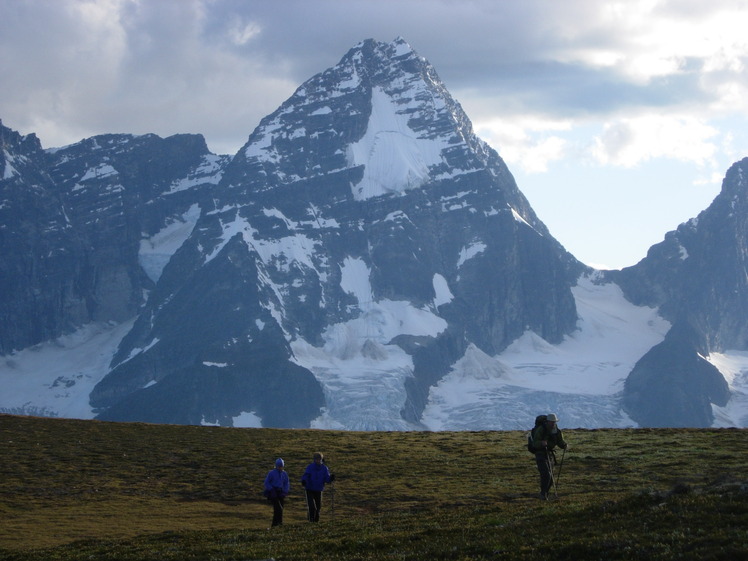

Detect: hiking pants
270,496,285,526
535,452,555,496
305,489,323,522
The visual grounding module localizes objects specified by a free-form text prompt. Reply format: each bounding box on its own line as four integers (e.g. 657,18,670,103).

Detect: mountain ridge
1,38,747,429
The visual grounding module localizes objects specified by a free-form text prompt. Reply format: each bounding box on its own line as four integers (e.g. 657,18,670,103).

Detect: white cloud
474,117,570,173
550,1,748,83
0,0,297,153
591,115,719,168
228,18,262,46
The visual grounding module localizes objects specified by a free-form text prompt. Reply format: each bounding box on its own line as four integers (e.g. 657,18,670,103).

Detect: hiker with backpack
301,452,335,522
529,413,567,500
263,458,290,527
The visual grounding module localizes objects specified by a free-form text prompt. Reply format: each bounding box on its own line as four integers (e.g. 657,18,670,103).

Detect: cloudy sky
3,0,748,269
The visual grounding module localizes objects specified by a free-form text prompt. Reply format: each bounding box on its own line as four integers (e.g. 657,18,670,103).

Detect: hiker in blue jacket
264,458,290,527
301,452,335,522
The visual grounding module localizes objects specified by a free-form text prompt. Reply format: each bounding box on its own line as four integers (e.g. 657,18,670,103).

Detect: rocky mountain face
1,38,746,429
609,158,748,426
0,123,228,354
0,123,81,352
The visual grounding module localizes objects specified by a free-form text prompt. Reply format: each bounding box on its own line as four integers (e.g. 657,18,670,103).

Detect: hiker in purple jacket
264,458,290,527
301,452,335,522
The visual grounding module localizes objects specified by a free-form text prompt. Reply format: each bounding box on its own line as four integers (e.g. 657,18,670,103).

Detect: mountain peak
235,36,493,203
351,36,419,63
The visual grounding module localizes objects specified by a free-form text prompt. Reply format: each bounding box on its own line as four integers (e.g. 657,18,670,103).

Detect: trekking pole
555,448,566,492
547,453,558,499
330,480,335,517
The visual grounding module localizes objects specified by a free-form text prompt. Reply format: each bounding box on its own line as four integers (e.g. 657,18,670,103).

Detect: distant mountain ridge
609,158,748,426
2,37,747,429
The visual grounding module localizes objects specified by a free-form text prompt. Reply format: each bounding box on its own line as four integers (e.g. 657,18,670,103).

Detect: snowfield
423,276,671,429
0,321,134,419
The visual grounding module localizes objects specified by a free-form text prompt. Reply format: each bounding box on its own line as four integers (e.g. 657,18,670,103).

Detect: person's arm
264,471,276,497
264,471,273,491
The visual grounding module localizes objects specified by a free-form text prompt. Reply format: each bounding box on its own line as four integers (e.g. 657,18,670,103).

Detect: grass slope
1,414,747,560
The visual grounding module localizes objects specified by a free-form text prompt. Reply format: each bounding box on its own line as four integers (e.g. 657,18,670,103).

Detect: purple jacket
264,468,290,498
301,462,332,492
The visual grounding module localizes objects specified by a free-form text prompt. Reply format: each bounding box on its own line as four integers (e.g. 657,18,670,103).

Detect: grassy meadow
1,414,747,560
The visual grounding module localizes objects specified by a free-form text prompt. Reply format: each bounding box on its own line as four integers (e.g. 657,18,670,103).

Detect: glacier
5,273,748,429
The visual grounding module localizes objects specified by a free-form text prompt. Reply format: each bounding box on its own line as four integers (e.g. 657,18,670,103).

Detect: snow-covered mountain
2,38,748,430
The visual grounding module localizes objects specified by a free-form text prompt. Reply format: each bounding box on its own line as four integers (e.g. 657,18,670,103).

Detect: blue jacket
264,468,290,498
301,462,332,492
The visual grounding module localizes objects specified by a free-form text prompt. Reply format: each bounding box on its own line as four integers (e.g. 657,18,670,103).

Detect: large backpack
526,415,547,453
